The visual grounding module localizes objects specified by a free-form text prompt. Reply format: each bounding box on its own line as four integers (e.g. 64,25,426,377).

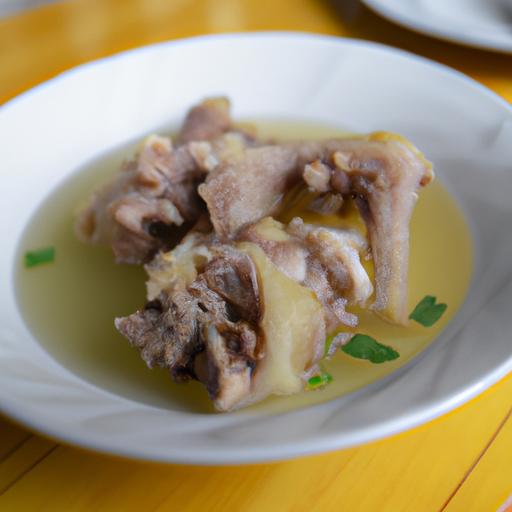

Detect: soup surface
16,121,473,414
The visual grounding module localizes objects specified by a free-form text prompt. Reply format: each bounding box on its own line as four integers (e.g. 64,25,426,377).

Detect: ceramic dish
1,33,511,464
362,0,512,54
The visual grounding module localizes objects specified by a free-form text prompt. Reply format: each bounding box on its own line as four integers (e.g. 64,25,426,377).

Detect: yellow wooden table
1,1,512,510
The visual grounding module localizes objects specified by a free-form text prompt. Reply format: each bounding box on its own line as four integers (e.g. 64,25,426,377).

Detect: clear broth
16,122,473,414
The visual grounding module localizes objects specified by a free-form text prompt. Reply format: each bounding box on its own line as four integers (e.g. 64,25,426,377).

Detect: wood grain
0,435,56,494
445,405,512,512
0,418,30,461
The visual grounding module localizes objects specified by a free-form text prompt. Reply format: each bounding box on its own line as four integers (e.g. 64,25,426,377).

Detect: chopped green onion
409,295,447,327
342,334,399,364
24,247,55,268
307,372,333,390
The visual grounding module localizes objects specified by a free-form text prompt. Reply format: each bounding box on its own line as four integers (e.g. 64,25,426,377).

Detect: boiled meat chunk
76,98,241,264
116,237,326,411
300,133,433,323
198,145,302,239
78,95,437,412
178,97,232,144
240,217,372,331
116,214,374,410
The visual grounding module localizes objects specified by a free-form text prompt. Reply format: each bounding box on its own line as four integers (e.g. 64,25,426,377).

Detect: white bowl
1,33,511,464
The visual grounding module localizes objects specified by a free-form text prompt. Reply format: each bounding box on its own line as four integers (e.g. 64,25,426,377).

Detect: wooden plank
0,436,56,494
0,418,30,461
0,375,511,511
444,406,512,512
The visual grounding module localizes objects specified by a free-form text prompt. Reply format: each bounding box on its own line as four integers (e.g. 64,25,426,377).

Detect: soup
16,121,472,413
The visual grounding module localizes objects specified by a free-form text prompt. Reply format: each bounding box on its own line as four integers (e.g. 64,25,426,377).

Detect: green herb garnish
307,372,333,390
342,334,399,364
409,295,447,327
24,247,55,268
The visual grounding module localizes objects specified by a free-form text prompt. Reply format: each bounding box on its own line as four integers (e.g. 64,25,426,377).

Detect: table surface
1,1,512,510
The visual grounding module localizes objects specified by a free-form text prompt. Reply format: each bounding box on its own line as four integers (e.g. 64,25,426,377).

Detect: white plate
362,0,512,53
1,33,512,464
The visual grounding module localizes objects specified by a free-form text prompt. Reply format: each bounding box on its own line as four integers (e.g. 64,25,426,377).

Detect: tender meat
76,135,205,263
198,145,301,239
75,98,242,264
300,133,433,324
199,133,431,237
115,291,201,375
200,132,432,324
178,97,232,144
200,251,261,325
79,92,437,412
116,246,262,411
116,232,327,411
240,217,372,332
287,218,372,308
